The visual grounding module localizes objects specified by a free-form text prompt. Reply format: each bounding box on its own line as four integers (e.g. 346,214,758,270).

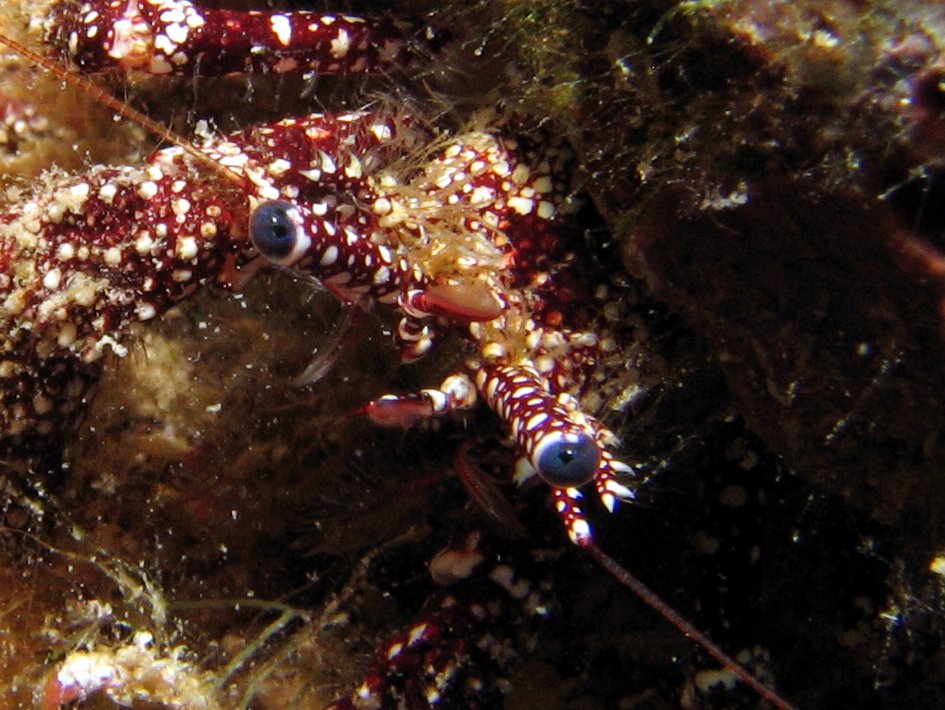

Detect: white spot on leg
137,181,159,200
103,247,122,265
320,246,339,266
97,182,118,204
172,198,191,218
407,624,428,646
318,150,337,174
135,233,155,255
370,122,392,141
136,302,157,321
508,196,535,215
267,158,292,176
537,200,556,219
270,15,293,46
570,519,592,544
372,266,390,285
330,29,351,58
344,155,363,179
176,236,199,260
43,268,62,290
163,22,189,45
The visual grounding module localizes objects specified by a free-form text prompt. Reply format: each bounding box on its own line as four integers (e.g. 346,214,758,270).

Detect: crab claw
361,374,478,428
401,282,504,323
357,394,435,428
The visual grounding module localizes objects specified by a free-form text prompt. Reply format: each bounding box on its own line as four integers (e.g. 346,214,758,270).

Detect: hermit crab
0,1,820,707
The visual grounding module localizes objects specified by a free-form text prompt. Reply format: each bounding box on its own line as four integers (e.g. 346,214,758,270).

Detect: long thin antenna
584,540,798,710
0,31,246,189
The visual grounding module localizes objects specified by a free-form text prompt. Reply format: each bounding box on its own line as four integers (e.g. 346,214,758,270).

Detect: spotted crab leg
0,106,423,449
0,147,238,447
329,527,554,709
45,0,429,76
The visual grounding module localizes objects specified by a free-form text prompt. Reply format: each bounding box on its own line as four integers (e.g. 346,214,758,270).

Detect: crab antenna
585,541,798,710
0,31,247,190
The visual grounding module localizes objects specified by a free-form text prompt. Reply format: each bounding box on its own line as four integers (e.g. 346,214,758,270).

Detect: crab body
0,1,747,708
1,77,637,542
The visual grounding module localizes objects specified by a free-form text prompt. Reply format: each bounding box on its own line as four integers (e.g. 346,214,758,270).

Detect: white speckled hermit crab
0,1,795,707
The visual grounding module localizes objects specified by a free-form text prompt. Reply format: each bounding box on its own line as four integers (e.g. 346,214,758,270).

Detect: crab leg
0,110,414,448
45,0,425,76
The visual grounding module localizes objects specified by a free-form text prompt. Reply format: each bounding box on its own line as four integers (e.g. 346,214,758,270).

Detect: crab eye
249,199,309,265
534,432,599,488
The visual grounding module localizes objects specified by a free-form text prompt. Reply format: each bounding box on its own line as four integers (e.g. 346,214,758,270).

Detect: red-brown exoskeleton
0,2,796,707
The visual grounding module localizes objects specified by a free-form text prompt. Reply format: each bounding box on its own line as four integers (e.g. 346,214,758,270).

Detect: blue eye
250,200,302,263
535,433,599,488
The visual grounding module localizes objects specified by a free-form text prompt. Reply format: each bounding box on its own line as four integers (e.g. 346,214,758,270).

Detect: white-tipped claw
604,479,635,501
513,457,536,487
601,493,617,513
569,518,593,545
610,459,634,474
